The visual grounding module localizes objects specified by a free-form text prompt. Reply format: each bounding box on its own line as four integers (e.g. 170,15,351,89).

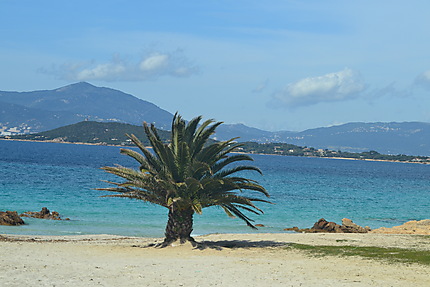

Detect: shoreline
1,232,429,249
1,233,429,286
2,138,428,165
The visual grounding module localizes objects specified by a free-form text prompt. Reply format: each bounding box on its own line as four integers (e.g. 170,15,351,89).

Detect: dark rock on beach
20,207,70,220
340,218,371,233
310,218,344,233
284,218,371,233
0,211,25,226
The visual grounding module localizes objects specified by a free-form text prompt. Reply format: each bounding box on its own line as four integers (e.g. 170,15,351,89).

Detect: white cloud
139,54,169,72
76,62,126,81
415,70,430,89
270,68,366,108
50,51,198,82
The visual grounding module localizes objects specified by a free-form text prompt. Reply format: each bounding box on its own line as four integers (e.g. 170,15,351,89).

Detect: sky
1,0,430,131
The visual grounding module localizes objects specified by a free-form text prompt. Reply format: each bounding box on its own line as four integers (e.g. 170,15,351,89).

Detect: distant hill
8,121,170,146
276,122,430,156
215,124,288,142
215,122,430,156
0,82,173,133
5,121,429,164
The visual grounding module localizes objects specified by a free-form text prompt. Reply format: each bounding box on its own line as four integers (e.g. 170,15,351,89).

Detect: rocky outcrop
20,207,69,220
341,218,371,233
371,219,430,235
0,211,25,226
284,218,370,233
311,218,344,233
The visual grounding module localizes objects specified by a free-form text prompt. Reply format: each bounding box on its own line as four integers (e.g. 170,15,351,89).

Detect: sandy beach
1,233,429,287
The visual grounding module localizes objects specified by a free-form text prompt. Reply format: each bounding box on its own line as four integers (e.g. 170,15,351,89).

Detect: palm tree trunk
162,207,195,246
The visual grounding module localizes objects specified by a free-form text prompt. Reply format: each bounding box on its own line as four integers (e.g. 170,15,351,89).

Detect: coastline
2,138,428,165
1,233,429,286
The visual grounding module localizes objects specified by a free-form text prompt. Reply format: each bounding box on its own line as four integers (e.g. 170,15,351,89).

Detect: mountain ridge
0,82,174,131
1,82,429,156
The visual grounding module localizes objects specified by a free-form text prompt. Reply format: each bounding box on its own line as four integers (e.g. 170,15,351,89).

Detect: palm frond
192,120,222,157
126,133,162,173
175,141,191,180
99,113,270,232
144,123,178,180
214,165,263,179
120,148,147,166
221,203,257,229
184,115,202,144
171,113,186,156
212,153,255,174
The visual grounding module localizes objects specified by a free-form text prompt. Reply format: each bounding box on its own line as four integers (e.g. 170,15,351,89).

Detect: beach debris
20,207,70,221
370,219,430,235
0,211,25,226
284,218,371,233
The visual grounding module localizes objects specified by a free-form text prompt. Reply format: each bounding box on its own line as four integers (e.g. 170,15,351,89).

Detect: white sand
0,233,429,286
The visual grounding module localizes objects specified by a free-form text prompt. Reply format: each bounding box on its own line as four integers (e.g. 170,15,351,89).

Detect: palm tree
98,113,270,246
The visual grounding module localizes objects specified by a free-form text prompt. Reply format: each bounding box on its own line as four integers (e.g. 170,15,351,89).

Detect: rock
371,219,430,235
284,227,300,232
284,218,370,233
320,218,343,233
255,224,265,227
307,218,343,233
0,211,25,226
283,218,342,233
20,207,67,220
340,218,371,233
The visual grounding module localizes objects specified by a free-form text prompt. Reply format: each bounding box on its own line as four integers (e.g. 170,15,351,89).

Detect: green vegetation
240,142,430,163
4,121,170,146
97,114,270,246
287,243,430,266
2,121,429,164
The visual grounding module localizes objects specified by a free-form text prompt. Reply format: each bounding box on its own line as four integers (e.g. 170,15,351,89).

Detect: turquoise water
1,140,429,237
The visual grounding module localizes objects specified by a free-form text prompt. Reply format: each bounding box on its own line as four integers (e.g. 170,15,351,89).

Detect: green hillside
3,121,429,164
5,121,170,146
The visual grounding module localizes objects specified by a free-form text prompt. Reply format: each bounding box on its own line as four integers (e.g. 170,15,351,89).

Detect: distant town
0,123,33,136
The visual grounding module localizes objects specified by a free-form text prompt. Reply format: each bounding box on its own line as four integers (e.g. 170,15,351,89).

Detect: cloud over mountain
49,51,199,82
270,68,366,108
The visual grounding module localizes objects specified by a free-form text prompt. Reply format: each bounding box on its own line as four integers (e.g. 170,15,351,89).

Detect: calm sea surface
1,140,429,237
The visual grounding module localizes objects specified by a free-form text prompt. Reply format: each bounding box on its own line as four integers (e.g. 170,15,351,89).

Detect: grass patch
287,244,430,266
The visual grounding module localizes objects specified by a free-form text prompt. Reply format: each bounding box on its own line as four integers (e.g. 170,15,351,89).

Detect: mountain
214,124,279,142
1,82,430,156
281,122,430,156
215,122,430,156
0,82,173,133
0,101,83,133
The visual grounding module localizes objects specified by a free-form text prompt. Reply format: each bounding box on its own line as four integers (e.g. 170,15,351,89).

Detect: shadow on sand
195,240,288,250
141,239,288,250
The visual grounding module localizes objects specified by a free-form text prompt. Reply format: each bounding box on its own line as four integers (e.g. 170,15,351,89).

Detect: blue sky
1,0,430,131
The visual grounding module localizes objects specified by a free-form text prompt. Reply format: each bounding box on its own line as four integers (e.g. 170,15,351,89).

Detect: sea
1,140,429,238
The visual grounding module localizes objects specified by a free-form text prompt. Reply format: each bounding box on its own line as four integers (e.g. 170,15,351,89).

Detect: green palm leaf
99,113,270,245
